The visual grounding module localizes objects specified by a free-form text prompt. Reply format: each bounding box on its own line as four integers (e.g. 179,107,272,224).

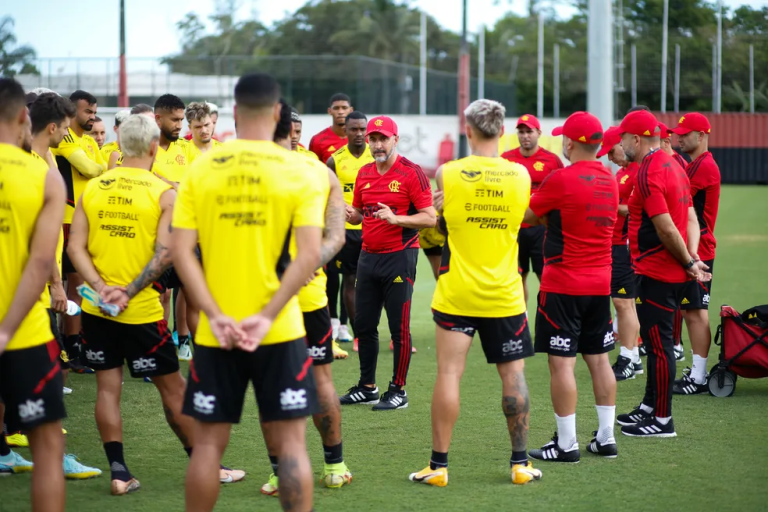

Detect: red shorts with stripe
534,292,615,357
0,340,66,431
304,307,334,366
183,339,318,424
80,312,178,378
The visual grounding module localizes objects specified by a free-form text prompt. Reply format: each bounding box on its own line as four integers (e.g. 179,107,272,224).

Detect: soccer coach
339,116,436,411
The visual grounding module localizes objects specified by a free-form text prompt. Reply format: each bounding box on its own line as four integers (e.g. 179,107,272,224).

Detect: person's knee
682,308,709,325
548,355,575,375
613,298,634,314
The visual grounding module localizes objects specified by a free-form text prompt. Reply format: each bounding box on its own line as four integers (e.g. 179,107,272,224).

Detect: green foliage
0,16,38,77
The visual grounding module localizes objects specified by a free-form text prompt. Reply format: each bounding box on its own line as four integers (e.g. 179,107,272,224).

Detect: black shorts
160,247,202,291
304,307,334,366
0,340,66,431
61,224,76,275
47,309,69,370
680,259,714,310
534,292,615,357
433,310,534,364
422,245,443,257
518,225,545,275
334,230,363,274
80,313,179,378
611,245,637,299
183,339,318,424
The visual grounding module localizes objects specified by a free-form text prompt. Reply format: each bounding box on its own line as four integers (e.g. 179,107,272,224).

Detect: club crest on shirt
620,174,629,184
388,180,401,193
533,161,544,172
175,154,186,165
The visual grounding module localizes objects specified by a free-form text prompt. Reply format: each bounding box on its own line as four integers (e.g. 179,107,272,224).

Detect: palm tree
0,16,39,76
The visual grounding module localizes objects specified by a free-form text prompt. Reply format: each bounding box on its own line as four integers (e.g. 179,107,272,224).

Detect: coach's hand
238,315,273,352
344,204,356,222
687,260,711,282
210,315,245,350
101,285,129,313
374,203,399,225
51,282,68,314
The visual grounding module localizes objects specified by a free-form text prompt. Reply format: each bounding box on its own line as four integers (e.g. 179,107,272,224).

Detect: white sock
595,405,616,443
613,313,618,333
555,413,577,451
656,416,671,425
632,347,640,363
691,354,708,384
639,403,653,414
331,318,340,339
620,346,633,360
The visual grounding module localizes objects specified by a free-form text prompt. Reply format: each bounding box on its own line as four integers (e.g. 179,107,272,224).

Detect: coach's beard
374,147,395,164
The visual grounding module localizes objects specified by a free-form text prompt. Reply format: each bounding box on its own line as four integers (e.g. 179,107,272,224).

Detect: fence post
631,44,637,107
660,0,668,112
553,43,560,118
749,44,755,114
674,44,680,112
537,12,544,118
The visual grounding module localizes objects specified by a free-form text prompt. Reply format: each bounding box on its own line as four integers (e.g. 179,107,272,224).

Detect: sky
8,0,768,59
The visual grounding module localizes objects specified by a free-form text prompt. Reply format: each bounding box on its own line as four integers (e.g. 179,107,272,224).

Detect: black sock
184,446,192,458
178,335,190,347
64,334,81,360
104,441,131,482
269,455,278,474
323,443,343,465
511,451,527,467
0,432,10,457
430,450,448,470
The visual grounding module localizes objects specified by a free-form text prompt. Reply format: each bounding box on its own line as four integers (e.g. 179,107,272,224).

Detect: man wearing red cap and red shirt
339,116,436,411
502,114,564,303
615,110,710,438
670,112,721,395
598,127,643,381
523,112,619,463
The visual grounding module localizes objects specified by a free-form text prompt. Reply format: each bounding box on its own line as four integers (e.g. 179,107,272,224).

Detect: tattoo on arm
502,372,530,452
125,241,172,298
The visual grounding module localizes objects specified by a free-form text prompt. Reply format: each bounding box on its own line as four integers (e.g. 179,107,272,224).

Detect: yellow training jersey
297,145,319,161
431,155,531,318
153,139,195,182
293,155,330,313
187,139,224,161
31,151,65,308
173,140,326,348
52,128,106,224
80,168,172,324
0,143,54,350
419,226,446,250
100,141,120,164
331,145,374,230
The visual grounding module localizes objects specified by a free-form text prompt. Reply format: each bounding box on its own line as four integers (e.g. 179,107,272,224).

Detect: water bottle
66,300,81,316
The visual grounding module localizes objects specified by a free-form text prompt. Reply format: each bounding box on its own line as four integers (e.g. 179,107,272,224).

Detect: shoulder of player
500,148,520,160
331,145,348,158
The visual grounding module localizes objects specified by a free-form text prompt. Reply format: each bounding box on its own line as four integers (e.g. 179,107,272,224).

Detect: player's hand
100,286,129,312
374,203,399,225
687,260,711,282
305,272,320,287
432,190,444,211
344,204,356,222
238,315,274,352
50,283,68,314
209,314,245,350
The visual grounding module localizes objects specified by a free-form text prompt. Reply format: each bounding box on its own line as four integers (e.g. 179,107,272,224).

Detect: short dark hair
346,111,367,123
93,116,103,123
235,73,281,112
0,78,26,122
154,94,185,112
130,103,153,115
69,90,97,106
330,93,351,106
25,92,38,108
274,98,293,141
627,105,651,114
30,94,76,134
290,107,301,123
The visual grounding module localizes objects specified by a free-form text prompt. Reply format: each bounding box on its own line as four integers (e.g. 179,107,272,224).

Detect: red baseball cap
596,126,621,158
516,114,540,130
366,116,398,138
670,112,711,135
551,111,604,144
619,110,660,137
658,122,672,139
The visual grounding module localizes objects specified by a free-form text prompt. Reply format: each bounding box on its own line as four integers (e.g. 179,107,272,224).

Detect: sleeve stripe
686,155,705,181
400,158,430,191
636,158,653,199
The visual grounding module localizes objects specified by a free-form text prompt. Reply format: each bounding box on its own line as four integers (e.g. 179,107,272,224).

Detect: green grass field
3,185,768,511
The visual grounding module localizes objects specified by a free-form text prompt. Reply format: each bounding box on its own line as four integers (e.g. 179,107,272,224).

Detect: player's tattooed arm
502,370,531,453
319,170,346,268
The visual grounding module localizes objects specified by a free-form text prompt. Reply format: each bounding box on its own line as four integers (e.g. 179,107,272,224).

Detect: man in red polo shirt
615,110,710,438
523,112,619,463
502,114,564,303
670,113,721,395
597,126,642,381
339,116,436,411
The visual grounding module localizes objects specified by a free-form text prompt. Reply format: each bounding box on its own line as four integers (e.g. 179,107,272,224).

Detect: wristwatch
683,259,696,270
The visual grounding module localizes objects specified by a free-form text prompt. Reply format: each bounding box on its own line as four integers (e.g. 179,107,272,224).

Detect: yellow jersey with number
331,145,374,230
431,155,530,317
80,168,171,324
172,140,326,347
52,128,106,223
153,139,195,182
0,144,54,350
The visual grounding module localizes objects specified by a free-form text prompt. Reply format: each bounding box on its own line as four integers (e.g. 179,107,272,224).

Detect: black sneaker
674,344,685,362
620,416,676,438
586,431,618,458
638,345,647,356
633,359,644,375
673,373,708,395
339,384,380,405
612,355,636,381
616,405,652,426
372,384,408,411
529,432,580,463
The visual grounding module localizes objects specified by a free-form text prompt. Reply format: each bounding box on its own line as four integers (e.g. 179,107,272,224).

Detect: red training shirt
353,155,432,254
685,151,720,261
309,127,347,164
528,160,618,296
672,151,687,169
502,146,564,228
628,149,692,283
612,162,639,246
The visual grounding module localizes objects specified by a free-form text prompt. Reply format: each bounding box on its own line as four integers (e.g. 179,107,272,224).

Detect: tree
0,16,39,76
